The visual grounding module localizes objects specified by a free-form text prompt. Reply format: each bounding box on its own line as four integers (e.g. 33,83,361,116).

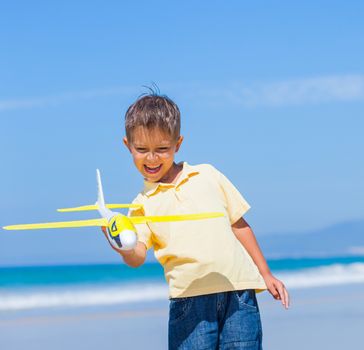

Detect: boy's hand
263,273,290,309
101,226,135,256
101,227,147,268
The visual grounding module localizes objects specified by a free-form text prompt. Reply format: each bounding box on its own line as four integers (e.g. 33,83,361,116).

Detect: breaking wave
1,263,364,311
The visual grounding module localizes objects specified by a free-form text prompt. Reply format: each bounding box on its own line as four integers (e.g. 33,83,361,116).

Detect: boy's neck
158,162,184,184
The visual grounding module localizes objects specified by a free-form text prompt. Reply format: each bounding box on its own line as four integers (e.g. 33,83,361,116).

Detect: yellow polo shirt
129,162,267,298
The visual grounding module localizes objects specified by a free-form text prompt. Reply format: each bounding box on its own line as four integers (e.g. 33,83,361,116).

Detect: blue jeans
169,290,263,350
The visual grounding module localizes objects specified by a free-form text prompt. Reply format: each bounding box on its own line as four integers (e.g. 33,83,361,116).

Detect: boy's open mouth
144,164,162,174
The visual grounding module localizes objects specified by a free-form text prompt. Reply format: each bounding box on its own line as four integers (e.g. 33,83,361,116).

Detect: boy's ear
175,135,184,153
123,137,131,152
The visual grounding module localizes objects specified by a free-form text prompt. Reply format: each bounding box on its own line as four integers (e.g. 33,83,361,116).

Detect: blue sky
1,1,363,265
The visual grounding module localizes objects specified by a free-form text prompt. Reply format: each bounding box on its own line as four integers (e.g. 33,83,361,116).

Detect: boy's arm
101,227,147,267
231,217,290,309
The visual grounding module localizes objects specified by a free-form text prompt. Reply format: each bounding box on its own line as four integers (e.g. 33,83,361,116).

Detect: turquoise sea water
0,262,164,288
1,256,364,288
1,256,364,311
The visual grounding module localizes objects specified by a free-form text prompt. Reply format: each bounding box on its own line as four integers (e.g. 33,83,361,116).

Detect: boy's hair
125,92,181,142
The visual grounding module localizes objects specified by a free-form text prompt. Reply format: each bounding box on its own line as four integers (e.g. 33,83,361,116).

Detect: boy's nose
146,152,159,161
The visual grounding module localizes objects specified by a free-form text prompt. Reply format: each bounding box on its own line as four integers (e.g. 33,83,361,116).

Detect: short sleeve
128,195,153,250
212,166,251,224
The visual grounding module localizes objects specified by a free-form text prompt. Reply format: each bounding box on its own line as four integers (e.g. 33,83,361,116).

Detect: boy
103,93,289,349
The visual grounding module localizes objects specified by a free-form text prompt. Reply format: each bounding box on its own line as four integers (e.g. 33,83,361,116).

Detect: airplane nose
119,229,137,250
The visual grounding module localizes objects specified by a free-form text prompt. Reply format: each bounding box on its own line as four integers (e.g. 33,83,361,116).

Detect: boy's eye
134,146,170,153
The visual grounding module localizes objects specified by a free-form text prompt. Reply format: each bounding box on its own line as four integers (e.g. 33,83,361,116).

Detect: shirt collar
143,162,199,197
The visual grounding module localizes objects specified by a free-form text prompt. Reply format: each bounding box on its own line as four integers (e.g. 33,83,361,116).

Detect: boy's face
123,126,183,183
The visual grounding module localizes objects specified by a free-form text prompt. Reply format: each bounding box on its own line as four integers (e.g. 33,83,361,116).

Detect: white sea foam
0,283,168,311
276,263,364,289
1,263,364,311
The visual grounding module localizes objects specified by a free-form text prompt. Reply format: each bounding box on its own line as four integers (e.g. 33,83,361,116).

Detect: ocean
1,256,364,312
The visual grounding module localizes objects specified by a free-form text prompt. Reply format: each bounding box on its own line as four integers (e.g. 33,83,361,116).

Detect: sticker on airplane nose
111,221,118,232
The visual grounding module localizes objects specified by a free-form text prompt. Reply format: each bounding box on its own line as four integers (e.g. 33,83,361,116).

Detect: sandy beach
1,283,363,350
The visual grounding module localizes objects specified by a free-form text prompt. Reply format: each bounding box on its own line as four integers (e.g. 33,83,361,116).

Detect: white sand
1,284,363,349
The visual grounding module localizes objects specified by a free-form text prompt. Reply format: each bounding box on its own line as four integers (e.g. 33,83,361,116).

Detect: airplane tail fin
56,169,143,216
96,169,114,220
96,169,106,208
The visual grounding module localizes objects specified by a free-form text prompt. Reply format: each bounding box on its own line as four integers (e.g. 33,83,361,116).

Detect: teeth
145,165,161,173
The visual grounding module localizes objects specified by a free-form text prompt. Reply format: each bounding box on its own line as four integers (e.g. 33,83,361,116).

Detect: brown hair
125,93,181,142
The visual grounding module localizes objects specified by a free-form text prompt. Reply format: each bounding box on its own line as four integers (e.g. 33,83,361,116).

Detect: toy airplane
3,169,224,250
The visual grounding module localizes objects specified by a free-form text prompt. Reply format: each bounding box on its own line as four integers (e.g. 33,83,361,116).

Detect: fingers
269,280,290,309
101,226,110,243
282,286,290,309
101,226,122,253
276,284,289,309
270,287,280,300
101,226,135,256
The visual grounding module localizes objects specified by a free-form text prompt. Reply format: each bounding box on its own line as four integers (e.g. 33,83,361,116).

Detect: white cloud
1,75,364,112
201,74,364,107
0,86,135,112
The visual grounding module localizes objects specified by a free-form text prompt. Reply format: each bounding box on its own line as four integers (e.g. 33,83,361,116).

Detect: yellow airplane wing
129,212,224,225
3,218,108,231
58,204,143,212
